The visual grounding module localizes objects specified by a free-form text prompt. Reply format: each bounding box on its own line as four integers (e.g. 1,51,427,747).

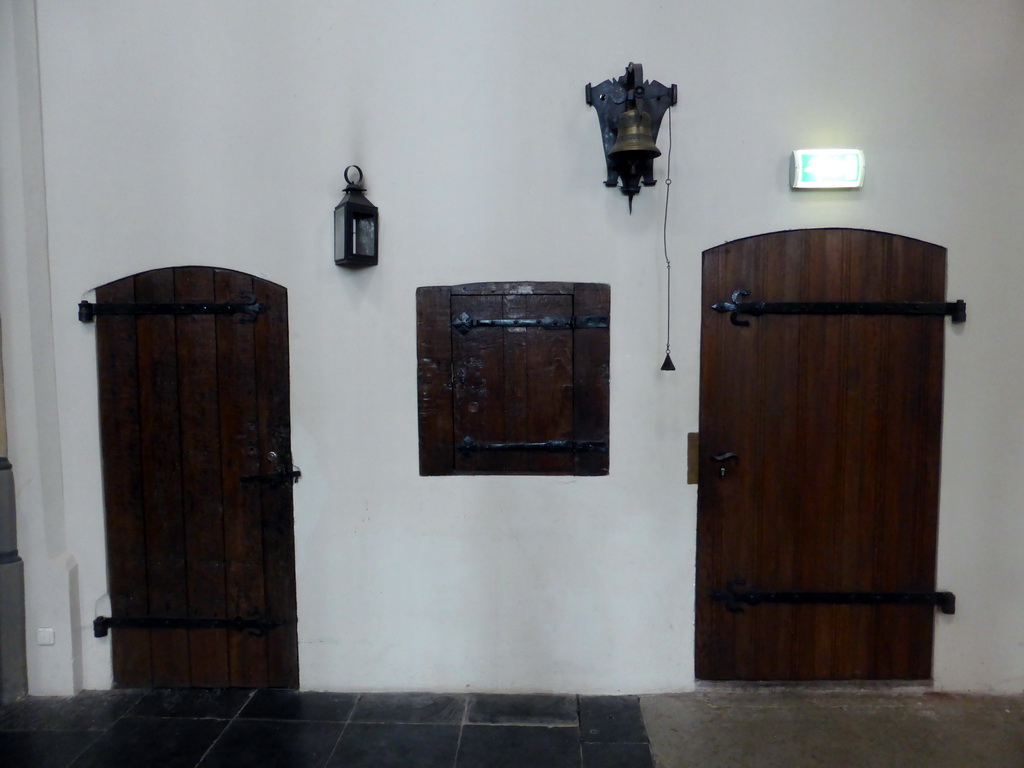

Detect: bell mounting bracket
585,62,677,203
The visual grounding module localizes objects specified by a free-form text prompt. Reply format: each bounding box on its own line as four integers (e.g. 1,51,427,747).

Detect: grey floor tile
239,689,358,721
641,693,1024,768
70,716,226,768
0,690,144,732
579,696,647,744
128,687,254,719
328,722,460,767
467,693,579,726
350,692,466,724
200,719,343,768
457,724,582,768
0,730,101,768
582,741,654,768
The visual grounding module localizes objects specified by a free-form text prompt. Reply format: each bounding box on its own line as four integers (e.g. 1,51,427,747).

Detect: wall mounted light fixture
334,165,378,267
586,63,676,212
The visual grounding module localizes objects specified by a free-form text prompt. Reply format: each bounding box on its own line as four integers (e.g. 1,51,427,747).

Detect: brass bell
608,108,661,158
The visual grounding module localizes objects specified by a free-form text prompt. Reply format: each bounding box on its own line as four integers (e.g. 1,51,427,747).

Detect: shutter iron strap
79,292,267,323
452,312,608,334
712,290,967,327
713,579,956,615
458,436,608,458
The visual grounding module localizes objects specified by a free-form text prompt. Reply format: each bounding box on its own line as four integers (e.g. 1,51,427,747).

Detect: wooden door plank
831,229,887,679
792,229,847,680
135,268,191,687
253,279,300,688
872,236,945,679
750,230,806,680
216,270,269,687
417,286,455,475
572,283,610,476
96,277,152,687
174,267,229,687
696,238,766,678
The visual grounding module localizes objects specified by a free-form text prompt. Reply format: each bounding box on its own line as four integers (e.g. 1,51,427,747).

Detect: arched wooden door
696,229,958,680
89,266,298,688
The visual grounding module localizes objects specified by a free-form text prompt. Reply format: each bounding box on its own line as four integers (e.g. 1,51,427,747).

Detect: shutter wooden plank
526,294,573,474
216,270,269,687
417,286,455,475
254,279,299,688
451,281,574,295
135,268,191,687
502,294,531,474
96,277,152,686
452,294,505,473
174,267,229,687
572,283,610,476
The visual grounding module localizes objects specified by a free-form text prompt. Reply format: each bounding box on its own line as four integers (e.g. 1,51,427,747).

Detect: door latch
241,464,302,488
712,451,739,479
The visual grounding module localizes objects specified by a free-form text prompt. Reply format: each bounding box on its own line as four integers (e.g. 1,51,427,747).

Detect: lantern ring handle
344,165,364,186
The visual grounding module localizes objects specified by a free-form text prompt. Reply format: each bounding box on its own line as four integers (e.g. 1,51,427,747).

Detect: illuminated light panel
790,149,865,189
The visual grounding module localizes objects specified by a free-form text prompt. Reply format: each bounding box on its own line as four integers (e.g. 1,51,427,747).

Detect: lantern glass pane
353,213,376,257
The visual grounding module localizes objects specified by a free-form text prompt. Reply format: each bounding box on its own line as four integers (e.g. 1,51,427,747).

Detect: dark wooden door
95,266,298,688
696,229,947,680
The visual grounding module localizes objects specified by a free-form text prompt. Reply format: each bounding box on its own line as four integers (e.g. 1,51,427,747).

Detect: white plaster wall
4,0,1022,693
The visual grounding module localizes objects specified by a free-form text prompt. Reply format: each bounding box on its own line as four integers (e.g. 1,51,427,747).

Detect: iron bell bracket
585,63,677,195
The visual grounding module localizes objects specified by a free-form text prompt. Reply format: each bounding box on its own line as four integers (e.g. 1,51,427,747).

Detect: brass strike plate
687,433,699,485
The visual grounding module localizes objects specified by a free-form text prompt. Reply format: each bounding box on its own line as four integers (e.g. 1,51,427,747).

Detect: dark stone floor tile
350,693,466,724
200,719,343,768
328,723,460,767
579,696,648,744
0,690,144,732
467,693,579,726
70,716,226,768
239,689,358,721
582,741,655,768
457,724,582,768
128,688,255,719
0,730,101,768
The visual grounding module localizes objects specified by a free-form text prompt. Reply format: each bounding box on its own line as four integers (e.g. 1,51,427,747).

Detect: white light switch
37,628,55,646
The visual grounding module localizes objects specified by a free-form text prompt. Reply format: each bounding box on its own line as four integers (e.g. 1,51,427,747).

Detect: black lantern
586,63,676,213
334,165,378,267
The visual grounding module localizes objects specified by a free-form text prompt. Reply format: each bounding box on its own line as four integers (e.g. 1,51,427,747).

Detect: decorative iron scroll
712,290,966,327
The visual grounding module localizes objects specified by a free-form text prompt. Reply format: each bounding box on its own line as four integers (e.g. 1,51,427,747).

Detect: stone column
0,317,27,703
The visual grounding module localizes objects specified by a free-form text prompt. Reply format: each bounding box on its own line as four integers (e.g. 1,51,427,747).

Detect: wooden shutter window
417,282,610,476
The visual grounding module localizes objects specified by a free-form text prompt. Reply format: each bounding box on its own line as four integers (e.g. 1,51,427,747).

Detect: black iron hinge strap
457,436,607,458
79,292,267,323
712,290,966,327
93,612,283,638
452,312,608,334
712,580,955,615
